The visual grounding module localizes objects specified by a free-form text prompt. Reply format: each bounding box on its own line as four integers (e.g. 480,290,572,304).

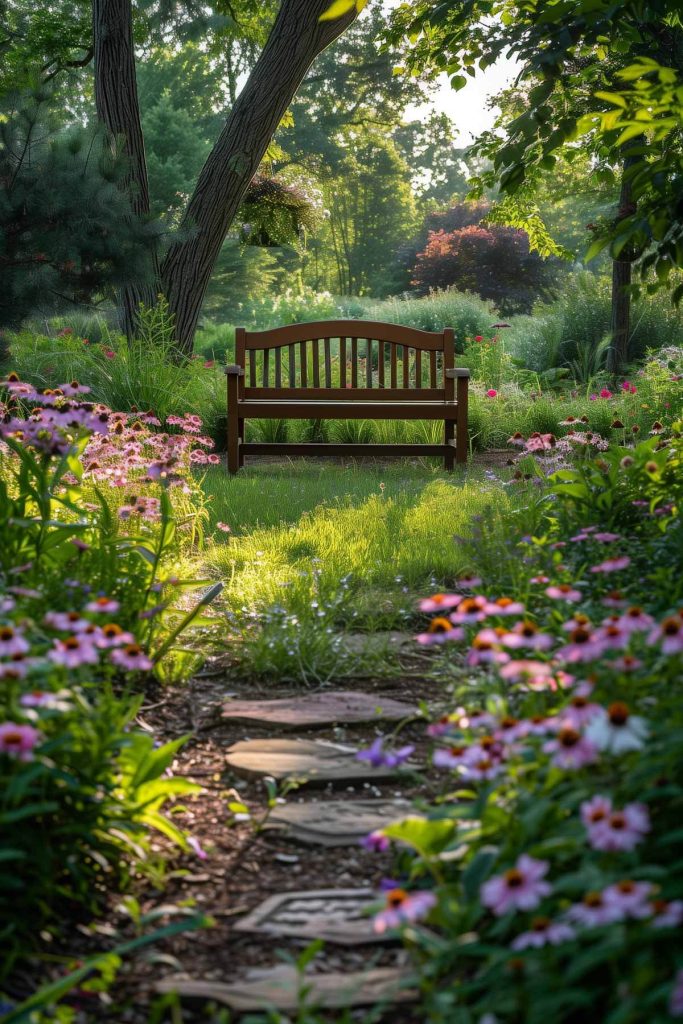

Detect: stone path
158,688,426,1018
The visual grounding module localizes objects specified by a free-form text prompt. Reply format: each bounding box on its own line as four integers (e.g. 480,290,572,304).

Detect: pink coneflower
567,891,623,927
43,610,91,632
602,590,628,609
481,855,551,916
501,621,554,651
95,623,135,648
530,575,550,585
650,899,683,928
0,722,42,761
544,727,599,769
612,654,643,672
110,644,153,671
525,432,556,452
462,754,503,782
458,575,482,589
215,521,232,535
48,635,100,668
507,432,526,446
495,716,530,743
580,794,612,829
418,593,462,613
373,888,436,933
593,532,620,543
593,623,629,650
499,660,553,683
483,596,525,616
433,744,470,769
511,916,575,950
545,584,582,603
0,656,28,680
416,616,465,645
586,803,650,852
603,880,652,918
556,626,604,663
648,615,683,654
85,596,120,614
466,634,510,666
561,694,600,728
449,596,488,625
617,606,655,633
0,626,29,657
590,556,631,574
585,702,648,754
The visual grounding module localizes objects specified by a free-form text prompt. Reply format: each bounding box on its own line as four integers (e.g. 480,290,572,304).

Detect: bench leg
456,377,468,464
444,420,455,472
238,419,245,468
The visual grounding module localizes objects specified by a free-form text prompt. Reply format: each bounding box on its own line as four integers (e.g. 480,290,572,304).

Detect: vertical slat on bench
288,345,296,388
324,338,332,387
312,339,320,387
340,338,347,388
299,341,307,387
415,349,422,388
351,338,358,388
378,341,385,388
390,343,397,388
249,350,256,387
402,346,410,388
262,348,270,387
366,339,372,387
275,347,282,388
430,350,437,388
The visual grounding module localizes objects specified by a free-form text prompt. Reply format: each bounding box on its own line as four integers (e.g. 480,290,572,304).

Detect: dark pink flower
481,855,551,916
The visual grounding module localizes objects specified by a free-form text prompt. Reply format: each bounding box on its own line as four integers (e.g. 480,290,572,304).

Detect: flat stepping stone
155,965,417,1013
263,797,411,846
225,738,415,786
234,888,388,945
221,690,417,730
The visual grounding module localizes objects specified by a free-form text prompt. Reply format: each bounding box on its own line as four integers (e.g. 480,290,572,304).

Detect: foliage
0,373,221,972
0,87,160,329
388,0,683,294
355,414,683,1022
505,273,683,373
411,221,559,315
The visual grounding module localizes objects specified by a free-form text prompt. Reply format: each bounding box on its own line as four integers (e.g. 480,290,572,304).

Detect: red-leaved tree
411,222,558,313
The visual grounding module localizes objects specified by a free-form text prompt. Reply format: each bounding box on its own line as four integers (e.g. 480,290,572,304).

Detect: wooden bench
225,320,469,473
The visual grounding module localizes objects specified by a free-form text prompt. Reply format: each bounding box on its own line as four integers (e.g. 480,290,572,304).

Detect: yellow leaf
319,0,355,20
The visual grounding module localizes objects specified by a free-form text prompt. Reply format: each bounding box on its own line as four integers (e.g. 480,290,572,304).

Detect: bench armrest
445,368,471,379
225,365,245,376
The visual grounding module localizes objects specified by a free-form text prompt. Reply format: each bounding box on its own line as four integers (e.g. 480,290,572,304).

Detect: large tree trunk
607,154,638,376
161,0,356,355
93,0,160,337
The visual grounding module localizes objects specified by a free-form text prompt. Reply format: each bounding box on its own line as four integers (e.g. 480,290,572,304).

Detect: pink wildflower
216,522,232,534
590,556,631,574
43,610,91,632
648,615,683,654
483,597,525,616
461,754,503,782
501,621,554,651
511,917,575,950
362,830,391,853
416,616,465,645
650,899,683,929
544,727,599,769
373,888,436,933
545,584,582,603
567,891,623,927
110,644,153,671
418,593,462,613
561,694,600,728
618,606,655,633
486,389,498,398
599,388,612,399
0,626,29,657
85,596,120,614
481,855,551,916
457,575,482,589
587,803,650,852
187,836,208,860
499,660,553,683
593,532,620,543
603,880,652,918
585,702,648,754
433,745,470,770
0,722,42,761
48,635,100,668
449,596,488,625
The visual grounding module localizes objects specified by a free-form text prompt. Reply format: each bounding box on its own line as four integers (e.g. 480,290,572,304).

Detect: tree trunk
161,0,356,355
607,154,638,376
93,0,159,337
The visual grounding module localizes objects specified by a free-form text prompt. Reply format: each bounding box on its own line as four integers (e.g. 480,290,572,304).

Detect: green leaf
382,816,457,857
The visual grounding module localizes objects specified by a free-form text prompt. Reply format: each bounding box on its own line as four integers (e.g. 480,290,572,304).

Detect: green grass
199,462,511,681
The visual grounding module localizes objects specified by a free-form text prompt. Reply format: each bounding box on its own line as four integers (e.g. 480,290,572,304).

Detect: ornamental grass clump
354,420,683,1022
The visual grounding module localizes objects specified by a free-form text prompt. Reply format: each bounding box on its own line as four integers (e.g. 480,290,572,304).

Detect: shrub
411,223,559,314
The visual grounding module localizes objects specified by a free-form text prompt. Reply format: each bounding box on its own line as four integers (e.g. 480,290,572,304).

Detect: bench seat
235,399,461,420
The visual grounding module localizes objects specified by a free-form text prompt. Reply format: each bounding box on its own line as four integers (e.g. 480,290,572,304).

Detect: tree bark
607,154,638,376
161,0,357,355
93,0,159,337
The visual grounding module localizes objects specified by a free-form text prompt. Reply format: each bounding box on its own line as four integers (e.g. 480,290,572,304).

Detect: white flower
585,702,648,754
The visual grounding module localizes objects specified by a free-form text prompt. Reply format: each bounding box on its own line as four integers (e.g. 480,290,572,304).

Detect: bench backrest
236,321,455,401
